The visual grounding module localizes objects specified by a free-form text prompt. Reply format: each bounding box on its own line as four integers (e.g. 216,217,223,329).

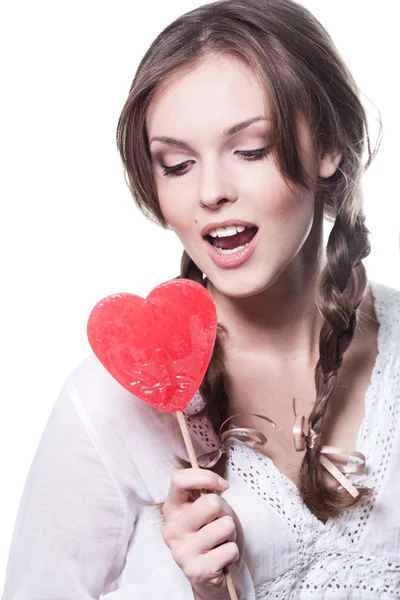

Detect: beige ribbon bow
197,399,366,498
292,397,366,498
197,412,280,468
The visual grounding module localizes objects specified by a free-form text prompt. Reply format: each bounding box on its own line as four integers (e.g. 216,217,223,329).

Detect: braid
180,250,204,285
299,209,372,520
179,250,229,477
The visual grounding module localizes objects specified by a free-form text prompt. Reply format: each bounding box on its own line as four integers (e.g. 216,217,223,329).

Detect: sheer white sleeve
2,383,137,599
2,354,258,599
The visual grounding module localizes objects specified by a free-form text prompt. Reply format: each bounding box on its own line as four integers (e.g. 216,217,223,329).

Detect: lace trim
332,280,400,542
255,552,400,598
227,441,321,553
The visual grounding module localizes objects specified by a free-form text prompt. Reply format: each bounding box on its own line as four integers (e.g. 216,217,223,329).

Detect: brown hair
116,0,382,521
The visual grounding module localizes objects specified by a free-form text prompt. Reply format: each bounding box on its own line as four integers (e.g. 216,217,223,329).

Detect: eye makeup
160,146,273,178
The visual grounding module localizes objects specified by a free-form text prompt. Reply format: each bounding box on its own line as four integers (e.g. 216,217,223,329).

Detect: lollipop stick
176,410,239,600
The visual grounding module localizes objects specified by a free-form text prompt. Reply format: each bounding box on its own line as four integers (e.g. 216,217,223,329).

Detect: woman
3,1,399,598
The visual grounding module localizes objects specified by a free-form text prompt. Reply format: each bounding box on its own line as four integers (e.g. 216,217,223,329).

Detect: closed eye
160,147,272,178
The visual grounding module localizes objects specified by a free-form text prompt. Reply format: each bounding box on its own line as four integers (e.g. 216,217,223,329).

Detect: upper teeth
208,225,246,238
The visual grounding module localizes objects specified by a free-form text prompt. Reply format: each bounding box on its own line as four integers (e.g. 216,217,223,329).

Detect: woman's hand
162,468,244,600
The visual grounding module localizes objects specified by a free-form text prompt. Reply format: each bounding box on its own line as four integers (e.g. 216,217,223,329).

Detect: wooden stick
176,410,239,600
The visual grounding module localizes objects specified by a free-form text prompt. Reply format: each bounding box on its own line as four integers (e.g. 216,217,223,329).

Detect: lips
203,227,260,269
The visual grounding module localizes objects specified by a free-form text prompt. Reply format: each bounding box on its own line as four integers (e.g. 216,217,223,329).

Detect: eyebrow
149,116,270,151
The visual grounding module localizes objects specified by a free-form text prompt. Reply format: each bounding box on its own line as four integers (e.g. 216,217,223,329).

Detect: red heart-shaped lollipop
87,279,217,412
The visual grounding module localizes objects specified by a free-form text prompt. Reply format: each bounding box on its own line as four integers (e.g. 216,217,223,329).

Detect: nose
198,159,238,210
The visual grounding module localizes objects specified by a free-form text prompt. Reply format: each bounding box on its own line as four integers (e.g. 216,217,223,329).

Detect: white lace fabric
185,280,400,598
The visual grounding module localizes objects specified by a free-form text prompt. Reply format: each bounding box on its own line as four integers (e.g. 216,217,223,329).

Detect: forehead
146,54,269,137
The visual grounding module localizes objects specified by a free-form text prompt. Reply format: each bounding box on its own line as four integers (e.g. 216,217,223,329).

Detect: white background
1,0,399,589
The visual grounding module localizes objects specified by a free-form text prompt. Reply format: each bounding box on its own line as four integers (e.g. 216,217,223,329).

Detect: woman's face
146,54,324,298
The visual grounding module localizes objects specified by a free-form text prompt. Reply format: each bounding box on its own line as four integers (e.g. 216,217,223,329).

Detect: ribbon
197,412,280,468
292,397,366,498
196,399,366,498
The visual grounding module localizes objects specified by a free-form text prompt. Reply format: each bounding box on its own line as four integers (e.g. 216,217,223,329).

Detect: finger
181,493,233,534
202,541,240,572
165,468,229,510
194,514,236,553
185,542,240,586
164,493,226,543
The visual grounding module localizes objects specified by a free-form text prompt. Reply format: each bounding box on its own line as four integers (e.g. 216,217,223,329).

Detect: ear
318,150,343,179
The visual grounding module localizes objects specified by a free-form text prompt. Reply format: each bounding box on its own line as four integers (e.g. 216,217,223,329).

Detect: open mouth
204,225,258,254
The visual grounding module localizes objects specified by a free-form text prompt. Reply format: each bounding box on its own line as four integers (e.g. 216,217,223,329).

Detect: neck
206,215,327,368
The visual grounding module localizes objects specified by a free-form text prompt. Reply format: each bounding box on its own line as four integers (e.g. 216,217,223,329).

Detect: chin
206,267,280,299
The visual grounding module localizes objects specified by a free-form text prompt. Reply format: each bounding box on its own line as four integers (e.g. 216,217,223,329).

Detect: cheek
156,179,179,224
253,176,316,253
271,187,315,254
271,190,315,242
250,168,311,221
157,185,193,235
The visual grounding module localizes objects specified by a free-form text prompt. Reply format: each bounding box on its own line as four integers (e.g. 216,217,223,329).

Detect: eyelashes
160,147,272,178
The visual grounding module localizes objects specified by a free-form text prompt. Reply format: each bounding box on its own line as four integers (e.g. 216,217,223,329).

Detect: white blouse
2,279,400,600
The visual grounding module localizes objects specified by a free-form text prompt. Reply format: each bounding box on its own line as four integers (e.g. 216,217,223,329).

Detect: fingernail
218,477,229,489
